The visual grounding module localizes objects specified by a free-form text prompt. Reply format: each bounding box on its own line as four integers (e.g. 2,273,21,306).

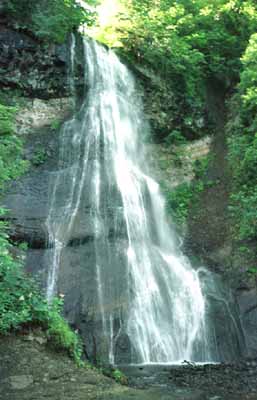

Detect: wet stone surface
120,363,257,400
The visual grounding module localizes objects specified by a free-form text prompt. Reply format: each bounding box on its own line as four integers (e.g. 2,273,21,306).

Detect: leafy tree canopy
228,33,257,243
6,0,99,43
94,0,257,83
89,1,257,143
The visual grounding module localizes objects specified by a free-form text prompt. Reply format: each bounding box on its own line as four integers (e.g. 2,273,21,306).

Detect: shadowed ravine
44,37,243,365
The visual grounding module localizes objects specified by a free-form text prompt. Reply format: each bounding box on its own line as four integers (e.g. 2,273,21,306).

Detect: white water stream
45,38,215,364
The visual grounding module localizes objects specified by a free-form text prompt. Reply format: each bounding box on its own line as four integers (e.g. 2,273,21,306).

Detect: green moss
161,155,211,226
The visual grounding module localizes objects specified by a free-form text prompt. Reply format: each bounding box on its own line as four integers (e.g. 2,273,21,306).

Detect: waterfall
45,37,227,364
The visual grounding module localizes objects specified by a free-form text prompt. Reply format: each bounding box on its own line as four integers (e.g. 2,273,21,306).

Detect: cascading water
44,37,242,365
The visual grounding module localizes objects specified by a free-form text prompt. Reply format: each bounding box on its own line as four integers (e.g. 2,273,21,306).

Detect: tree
6,0,99,43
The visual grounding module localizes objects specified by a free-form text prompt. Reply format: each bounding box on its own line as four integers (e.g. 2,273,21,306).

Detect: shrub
0,223,83,364
161,156,210,226
163,182,194,225
0,104,17,136
227,34,257,243
164,130,187,145
46,299,83,364
112,369,128,385
0,103,29,191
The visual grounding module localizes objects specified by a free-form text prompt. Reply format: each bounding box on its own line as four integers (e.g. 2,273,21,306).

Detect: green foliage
0,103,29,192
6,0,98,43
0,225,50,334
0,231,36,333
163,182,194,225
93,0,257,143
227,34,257,243
0,136,29,190
51,119,62,131
101,366,128,385
0,231,83,363
0,104,17,135
164,130,187,146
193,156,211,179
112,0,257,82
247,267,257,275
45,298,83,365
32,150,48,166
162,155,210,225
112,369,128,385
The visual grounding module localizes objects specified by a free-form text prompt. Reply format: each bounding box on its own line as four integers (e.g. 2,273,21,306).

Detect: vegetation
0,104,29,191
6,0,99,43
0,104,17,135
162,156,210,226
0,242,83,363
163,182,194,226
32,149,48,167
111,368,128,385
100,0,257,81
101,366,128,385
227,34,257,243
93,0,257,142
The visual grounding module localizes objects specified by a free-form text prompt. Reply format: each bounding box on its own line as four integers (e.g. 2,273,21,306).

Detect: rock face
0,27,68,98
4,97,73,247
237,288,257,358
0,12,85,99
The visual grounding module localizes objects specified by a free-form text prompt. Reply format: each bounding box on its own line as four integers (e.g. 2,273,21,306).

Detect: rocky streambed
1,334,257,400
119,363,257,400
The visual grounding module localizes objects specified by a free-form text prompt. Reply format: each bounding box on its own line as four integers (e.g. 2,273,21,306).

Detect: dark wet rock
0,23,84,99
237,288,257,359
0,27,68,98
121,363,257,400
